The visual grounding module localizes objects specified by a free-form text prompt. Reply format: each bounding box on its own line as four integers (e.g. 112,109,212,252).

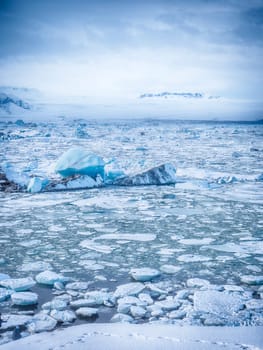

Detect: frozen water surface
0,119,263,336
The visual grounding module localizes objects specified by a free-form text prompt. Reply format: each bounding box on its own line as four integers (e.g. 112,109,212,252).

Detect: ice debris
130,268,161,282
50,310,76,323
0,288,11,302
110,313,134,323
114,163,176,186
46,175,103,191
55,147,105,179
11,292,38,306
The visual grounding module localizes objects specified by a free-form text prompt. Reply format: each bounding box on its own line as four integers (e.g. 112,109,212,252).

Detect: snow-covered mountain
0,92,31,114
139,92,204,99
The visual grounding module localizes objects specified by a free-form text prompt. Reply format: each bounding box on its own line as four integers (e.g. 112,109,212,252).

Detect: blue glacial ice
55,147,105,179
27,177,49,193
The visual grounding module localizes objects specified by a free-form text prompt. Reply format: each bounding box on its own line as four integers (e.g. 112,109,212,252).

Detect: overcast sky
0,0,263,118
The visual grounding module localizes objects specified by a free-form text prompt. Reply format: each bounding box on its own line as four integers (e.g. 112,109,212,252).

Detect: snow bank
1,324,262,350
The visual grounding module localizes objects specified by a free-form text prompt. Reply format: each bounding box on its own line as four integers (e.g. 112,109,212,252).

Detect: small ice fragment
27,313,57,333
114,283,145,298
0,277,36,291
186,278,211,288
75,307,98,318
41,299,67,311
65,282,90,291
130,268,160,282
84,291,111,305
19,261,52,272
50,310,76,323
11,292,38,306
160,265,181,274
241,275,263,285
35,270,67,286
130,305,146,318
110,313,134,323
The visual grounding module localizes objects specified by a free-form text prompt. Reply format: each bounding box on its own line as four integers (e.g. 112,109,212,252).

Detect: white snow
1,322,262,350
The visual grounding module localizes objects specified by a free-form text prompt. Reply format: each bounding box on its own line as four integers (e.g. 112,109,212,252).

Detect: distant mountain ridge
140,92,204,99
0,92,31,114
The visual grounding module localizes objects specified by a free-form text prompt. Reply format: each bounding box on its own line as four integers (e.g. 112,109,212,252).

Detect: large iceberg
114,163,176,186
55,147,105,179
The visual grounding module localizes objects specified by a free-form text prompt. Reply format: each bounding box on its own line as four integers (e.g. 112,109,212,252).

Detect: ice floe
11,292,38,306
0,277,36,291
27,313,57,333
35,270,67,286
50,310,76,323
0,287,11,302
114,283,145,298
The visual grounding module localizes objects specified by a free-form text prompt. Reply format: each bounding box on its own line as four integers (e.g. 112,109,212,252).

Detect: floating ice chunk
155,298,181,311
245,299,263,311
27,177,48,193
177,254,211,262
138,293,153,305
19,261,52,272
75,307,98,318
240,275,263,285
27,313,57,333
160,265,181,274
50,310,76,323
193,291,245,316
0,277,36,291
0,314,32,331
130,268,160,282
42,299,68,311
55,147,105,179
65,282,90,291
11,292,38,306
35,270,67,286
79,239,114,254
130,305,146,318
70,299,98,309
114,163,176,186
186,278,211,288
0,287,11,302
114,283,145,298
169,310,186,319
0,273,10,281
179,238,214,245
110,313,134,323
256,173,263,182
95,233,156,242
84,291,111,305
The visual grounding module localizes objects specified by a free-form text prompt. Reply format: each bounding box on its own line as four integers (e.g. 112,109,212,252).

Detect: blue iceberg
55,147,105,179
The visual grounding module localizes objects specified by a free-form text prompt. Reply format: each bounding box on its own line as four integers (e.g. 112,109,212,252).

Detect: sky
0,0,263,119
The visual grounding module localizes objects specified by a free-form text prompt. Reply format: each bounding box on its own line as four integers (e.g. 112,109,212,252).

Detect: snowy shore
1,323,263,350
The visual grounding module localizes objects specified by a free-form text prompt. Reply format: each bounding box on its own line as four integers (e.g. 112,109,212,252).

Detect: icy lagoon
0,118,263,346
